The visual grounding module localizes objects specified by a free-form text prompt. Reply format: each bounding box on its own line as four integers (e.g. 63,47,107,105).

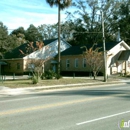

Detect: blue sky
0,0,74,31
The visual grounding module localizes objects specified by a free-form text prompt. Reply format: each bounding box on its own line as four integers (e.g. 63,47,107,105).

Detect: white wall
107,41,130,75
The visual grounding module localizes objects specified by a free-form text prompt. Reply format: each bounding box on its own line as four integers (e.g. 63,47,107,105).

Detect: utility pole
57,3,61,76
0,64,2,81
101,11,107,82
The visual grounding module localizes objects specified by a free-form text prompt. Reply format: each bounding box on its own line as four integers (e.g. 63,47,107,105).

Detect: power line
74,32,102,34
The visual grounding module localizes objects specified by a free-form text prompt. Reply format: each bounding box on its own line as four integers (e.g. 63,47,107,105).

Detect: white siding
107,41,130,75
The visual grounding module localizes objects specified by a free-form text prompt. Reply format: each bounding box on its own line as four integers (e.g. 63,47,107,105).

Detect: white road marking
76,110,130,125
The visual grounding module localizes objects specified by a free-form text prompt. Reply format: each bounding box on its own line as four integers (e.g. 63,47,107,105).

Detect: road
0,83,130,130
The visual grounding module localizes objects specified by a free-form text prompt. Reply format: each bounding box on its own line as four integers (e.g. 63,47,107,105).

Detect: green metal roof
4,39,58,59
61,41,120,56
118,50,130,61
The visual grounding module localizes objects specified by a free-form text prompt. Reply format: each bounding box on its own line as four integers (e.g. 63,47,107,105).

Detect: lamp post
101,11,107,82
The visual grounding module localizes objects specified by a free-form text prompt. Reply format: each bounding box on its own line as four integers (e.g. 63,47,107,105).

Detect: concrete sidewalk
0,80,127,96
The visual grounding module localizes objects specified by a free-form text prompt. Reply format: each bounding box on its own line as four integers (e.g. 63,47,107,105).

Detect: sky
0,0,74,32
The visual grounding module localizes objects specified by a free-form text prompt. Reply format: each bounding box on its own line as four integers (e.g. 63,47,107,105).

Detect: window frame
8,63,11,69
17,63,20,70
66,59,70,68
83,58,87,68
75,58,78,68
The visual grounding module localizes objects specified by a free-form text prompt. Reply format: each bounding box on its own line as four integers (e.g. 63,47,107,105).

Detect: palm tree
46,0,72,76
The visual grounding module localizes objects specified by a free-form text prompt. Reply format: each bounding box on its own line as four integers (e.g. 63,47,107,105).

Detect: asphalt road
0,83,130,130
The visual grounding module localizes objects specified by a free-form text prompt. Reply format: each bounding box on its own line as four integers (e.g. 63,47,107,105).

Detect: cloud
0,0,73,32
1,10,66,30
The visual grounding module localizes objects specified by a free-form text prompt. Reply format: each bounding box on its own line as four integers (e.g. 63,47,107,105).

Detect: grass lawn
0,78,105,88
0,74,125,88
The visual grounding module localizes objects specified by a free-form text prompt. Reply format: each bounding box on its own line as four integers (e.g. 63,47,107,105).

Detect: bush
41,70,62,80
41,70,56,79
55,73,62,79
41,73,45,80
32,74,38,84
32,73,41,84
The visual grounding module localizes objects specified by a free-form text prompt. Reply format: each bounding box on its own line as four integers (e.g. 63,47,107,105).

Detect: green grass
0,78,104,88
0,75,122,88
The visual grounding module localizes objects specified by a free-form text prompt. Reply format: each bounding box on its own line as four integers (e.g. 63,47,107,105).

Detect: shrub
41,70,56,79
32,74,38,84
41,73,45,80
55,73,62,79
32,73,41,84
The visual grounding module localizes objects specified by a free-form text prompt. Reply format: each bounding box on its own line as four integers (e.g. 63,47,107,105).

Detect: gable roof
95,41,121,51
61,45,84,56
109,50,130,67
61,41,121,56
4,38,58,59
118,50,130,61
43,38,57,45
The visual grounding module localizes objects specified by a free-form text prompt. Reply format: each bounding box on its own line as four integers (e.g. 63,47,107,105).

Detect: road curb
0,81,127,96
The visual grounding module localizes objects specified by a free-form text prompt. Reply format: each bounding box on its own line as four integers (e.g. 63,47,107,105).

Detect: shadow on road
1,83,130,101
32,88,130,100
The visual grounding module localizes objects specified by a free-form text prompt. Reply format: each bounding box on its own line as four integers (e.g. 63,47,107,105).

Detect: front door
52,64,56,72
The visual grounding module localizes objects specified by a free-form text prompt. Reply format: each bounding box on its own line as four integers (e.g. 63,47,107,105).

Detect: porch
110,50,130,75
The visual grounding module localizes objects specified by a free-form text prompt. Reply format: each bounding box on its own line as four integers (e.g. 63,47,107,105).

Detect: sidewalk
0,79,128,96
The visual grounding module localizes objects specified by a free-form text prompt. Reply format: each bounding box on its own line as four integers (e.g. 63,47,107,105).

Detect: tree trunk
93,71,96,80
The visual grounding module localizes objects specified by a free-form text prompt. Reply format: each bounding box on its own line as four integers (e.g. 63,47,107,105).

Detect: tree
11,27,25,36
61,20,75,41
25,24,43,42
81,44,103,80
66,0,102,45
0,22,8,58
19,41,45,84
66,0,127,45
38,24,58,40
117,1,130,45
0,22,21,58
46,0,72,75
11,27,26,44
7,34,22,51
